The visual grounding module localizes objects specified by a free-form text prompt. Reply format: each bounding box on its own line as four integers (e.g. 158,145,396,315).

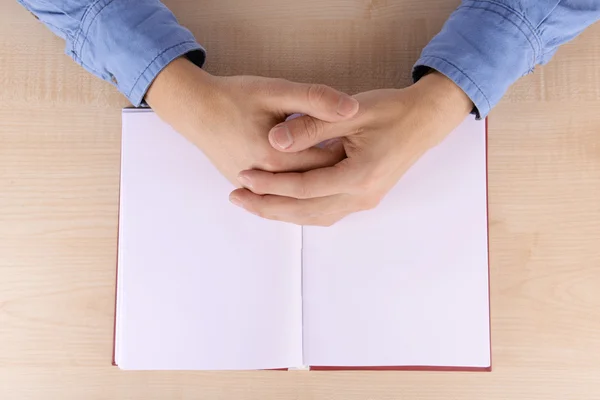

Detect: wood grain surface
2,1,600,399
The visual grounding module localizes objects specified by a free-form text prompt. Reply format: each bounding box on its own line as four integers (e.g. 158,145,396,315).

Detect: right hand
145,57,359,185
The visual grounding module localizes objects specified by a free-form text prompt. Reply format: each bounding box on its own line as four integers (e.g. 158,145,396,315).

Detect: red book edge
111,117,492,371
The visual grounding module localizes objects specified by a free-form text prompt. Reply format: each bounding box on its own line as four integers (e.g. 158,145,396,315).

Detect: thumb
269,114,351,152
267,81,359,123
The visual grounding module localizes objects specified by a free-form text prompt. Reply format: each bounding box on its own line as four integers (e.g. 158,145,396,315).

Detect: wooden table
2,1,600,398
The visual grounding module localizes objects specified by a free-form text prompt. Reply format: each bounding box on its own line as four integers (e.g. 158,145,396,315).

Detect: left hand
229,72,474,226
145,57,358,187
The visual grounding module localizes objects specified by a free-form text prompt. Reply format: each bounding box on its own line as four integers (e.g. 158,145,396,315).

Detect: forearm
18,0,206,106
413,0,600,118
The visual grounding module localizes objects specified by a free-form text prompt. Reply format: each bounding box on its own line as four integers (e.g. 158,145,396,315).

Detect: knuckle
300,117,322,142
369,196,383,210
355,177,376,193
315,215,342,227
295,175,313,199
307,84,329,107
366,165,387,183
357,195,382,211
318,220,335,228
296,184,312,200
259,153,284,172
355,166,386,193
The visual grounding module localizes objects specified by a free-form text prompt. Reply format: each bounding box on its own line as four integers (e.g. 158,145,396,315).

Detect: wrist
414,70,474,113
414,71,473,119
405,71,473,147
145,57,215,107
145,57,229,144
143,57,233,160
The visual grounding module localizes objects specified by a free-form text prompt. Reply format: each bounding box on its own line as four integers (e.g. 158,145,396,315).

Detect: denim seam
76,0,114,60
458,4,540,70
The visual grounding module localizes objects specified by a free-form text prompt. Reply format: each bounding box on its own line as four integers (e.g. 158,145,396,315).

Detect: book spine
300,225,306,364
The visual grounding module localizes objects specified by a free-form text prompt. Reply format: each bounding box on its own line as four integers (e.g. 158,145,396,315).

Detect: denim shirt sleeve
413,0,600,118
17,0,206,106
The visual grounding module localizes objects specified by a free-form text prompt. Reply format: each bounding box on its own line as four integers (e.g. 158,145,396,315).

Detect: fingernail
270,125,293,149
336,96,359,117
229,195,243,208
237,174,252,189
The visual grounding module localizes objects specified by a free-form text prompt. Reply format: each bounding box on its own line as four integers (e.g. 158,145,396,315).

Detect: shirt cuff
68,0,206,106
412,0,541,118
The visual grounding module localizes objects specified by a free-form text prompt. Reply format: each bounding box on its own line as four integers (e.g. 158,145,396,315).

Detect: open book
115,109,491,371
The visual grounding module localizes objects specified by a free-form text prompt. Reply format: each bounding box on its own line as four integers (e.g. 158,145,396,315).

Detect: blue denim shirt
413,0,600,117
19,0,600,116
17,0,206,107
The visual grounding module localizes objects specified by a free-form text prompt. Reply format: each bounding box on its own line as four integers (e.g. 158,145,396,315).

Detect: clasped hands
146,57,473,226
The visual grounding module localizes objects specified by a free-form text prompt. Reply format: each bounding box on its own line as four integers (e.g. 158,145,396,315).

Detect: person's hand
229,71,473,226
145,57,359,185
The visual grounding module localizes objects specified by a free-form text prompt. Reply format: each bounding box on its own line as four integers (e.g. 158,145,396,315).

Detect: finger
269,114,357,152
281,143,346,172
237,162,357,199
264,80,359,122
229,189,350,224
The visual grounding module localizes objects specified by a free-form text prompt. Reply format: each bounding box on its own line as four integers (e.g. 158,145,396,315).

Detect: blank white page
116,110,302,370
302,117,490,368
